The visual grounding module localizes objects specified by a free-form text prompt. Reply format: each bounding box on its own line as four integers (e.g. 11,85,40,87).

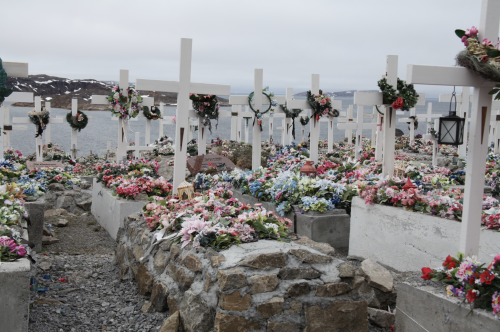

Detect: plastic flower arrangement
107,85,143,119
0,183,28,227
422,252,500,317
0,226,27,262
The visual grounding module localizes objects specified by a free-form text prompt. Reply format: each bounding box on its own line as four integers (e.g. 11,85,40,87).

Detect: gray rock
48,183,65,191
359,259,393,292
55,219,69,227
178,290,214,332
134,193,148,201
367,307,395,328
80,181,91,190
42,236,60,245
77,198,92,211
55,195,76,211
278,267,321,280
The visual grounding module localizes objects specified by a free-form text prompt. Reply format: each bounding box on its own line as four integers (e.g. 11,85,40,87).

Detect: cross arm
91,95,109,104
407,64,486,87
354,91,383,106
3,62,28,78
136,79,230,96
229,95,286,105
5,92,33,103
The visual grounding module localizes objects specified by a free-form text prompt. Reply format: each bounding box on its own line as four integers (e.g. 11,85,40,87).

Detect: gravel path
29,212,168,332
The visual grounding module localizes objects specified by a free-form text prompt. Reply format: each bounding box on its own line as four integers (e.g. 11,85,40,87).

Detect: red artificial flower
466,289,477,303
392,97,404,110
421,267,434,280
443,255,456,269
480,270,495,285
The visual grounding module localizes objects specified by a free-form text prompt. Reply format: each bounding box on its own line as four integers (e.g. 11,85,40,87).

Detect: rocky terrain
6,75,228,110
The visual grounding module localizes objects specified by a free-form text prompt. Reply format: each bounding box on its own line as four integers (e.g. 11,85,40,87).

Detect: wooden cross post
92,69,132,162
12,96,45,161
61,99,94,159
337,105,377,160
158,102,165,139
407,0,500,256
231,105,241,141
0,62,30,152
338,105,355,144
43,102,64,145
491,100,500,153
416,102,442,145
423,119,440,167
229,73,285,169
0,92,32,152
287,75,341,163
136,38,230,193
396,94,426,142
439,87,472,158
126,132,155,159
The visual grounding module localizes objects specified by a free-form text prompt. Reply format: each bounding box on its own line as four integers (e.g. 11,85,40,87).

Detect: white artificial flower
113,92,120,100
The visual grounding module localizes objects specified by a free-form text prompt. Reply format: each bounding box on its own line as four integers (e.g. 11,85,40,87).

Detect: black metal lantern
438,87,465,146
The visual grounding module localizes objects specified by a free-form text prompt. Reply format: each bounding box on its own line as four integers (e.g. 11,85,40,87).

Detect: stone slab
295,207,350,251
186,154,235,176
91,179,147,240
25,196,45,252
349,197,500,272
396,282,500,331
26,161,63,170
0,227,30,332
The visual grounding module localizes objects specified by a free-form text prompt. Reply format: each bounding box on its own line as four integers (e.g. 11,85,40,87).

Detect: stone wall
116,213,397,331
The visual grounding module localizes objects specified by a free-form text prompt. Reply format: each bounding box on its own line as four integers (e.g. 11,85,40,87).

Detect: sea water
4,97,462,157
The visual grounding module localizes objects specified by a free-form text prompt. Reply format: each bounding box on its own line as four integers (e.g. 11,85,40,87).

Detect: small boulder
367,307,395,328
359,259,393,292
55,219,69,227
48,183,65,191
159,311,180,332
140,301,153,313
76,198,92,211
42,236,59,245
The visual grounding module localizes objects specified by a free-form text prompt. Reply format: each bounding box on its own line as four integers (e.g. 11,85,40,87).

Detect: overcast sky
2,0,491,97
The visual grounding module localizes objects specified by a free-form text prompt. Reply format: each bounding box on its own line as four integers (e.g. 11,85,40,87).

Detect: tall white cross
0,62,30,152
92,69,132,162
228,72,285,169
407,0,500,256
337,105,355,144
43,102,64,145
287,75,342,163
1,92,32,152
352,91,385,160
337,106,377,160
136,38,231,193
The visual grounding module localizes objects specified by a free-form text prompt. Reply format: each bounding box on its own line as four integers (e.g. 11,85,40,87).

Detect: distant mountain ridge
6,75,228,110
294,90,377,97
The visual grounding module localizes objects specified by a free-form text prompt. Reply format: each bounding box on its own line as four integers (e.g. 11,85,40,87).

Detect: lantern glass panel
438,116,465,145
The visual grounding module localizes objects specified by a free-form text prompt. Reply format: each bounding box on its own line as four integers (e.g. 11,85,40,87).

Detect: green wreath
377,78,419,111
300,116,310,126
66,110,88,132
28,108,50,138
248,91,273,115
189,94,219,133
143,106,162,120
406,115,418,131
306,90,339,121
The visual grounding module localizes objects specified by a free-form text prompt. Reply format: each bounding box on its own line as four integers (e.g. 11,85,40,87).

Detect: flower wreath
406,116,418,131
377,78,419,111
28,107,50,138
281,105,302,139
189,93,219,133
143,106,163,121
300,116,310,126
306,90,340,121
455,27,500,99
66,110,88,132
107,85,142,119
248,87,277,131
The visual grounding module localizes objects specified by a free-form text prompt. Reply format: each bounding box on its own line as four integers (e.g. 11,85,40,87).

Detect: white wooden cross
287,75,342,163
416,102,442,144
319,108,346,151
396,94,426,142
439,87,473,158
337,105,355,144
0,92,32,152
491,100,500,153
228,72,285,169
423,119,440,167
126,132,155,160
141,97,156,146
42,102,64,145
136,38,231,193
275,88,307,146
352,91,385,160
100,141,117,158
92,69,133,163
337,105,377,160
0,62,30,152
59,99,94,159
241,108,253,144
407,0,500,256
12,96,48,161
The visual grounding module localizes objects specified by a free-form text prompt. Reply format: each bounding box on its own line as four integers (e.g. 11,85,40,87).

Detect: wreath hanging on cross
300,116,310,126
143,106,163,120
66,110,88,132
107,85,142,119
247,87,277,131
189,93,219,133
28,107,50,138
281,105,302,139
406,116,418,131
377,78,419,112
306,90,340,121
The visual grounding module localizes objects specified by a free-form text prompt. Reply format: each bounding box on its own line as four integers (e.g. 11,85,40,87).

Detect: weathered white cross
42,102,64,145
126,132,155,160
100,141,117,159
92,69,133,163
423,119,440,167
0,62,31,152
287,75,342,163
439,87,472,158
337,105,356,144
396,94,426,142
136,38,231,193
407,0,500,256
228,71,285,169
337,105,377,160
